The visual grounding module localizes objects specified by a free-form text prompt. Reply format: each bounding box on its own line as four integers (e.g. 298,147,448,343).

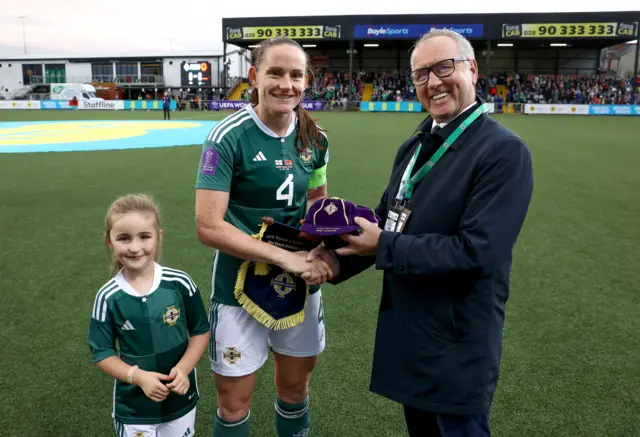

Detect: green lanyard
399,103,489,201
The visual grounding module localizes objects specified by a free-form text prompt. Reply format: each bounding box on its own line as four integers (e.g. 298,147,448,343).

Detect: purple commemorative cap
300,197,380,236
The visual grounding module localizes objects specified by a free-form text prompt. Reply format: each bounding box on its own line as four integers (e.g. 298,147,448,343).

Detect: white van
50,83,104,102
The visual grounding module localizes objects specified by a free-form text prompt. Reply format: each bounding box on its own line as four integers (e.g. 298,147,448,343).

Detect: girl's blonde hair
104,193,162,277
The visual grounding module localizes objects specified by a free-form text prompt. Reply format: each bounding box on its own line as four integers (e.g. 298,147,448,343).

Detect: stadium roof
222,11,640,50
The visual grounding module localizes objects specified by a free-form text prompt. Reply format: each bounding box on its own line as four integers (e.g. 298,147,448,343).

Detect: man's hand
279,251,333,285
278,251,313,275
300,255,334,285
334,217,382,256
302,244,340,285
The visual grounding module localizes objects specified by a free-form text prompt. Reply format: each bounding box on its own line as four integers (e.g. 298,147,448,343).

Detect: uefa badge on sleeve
200,146,219,175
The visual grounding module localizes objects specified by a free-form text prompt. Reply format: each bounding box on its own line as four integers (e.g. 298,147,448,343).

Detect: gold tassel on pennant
254,262,270,276
234,261,277,329
251,221,269,240
251,220,271,276
233,260,310,331
233,217,309,330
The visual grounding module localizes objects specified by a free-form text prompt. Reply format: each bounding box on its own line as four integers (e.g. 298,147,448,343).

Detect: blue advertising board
354,24,484,39
40,100,73,110
360,101,422,113
125,100,177,110
588,104,640,116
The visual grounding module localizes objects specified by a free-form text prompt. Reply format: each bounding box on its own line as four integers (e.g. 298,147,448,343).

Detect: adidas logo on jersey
121,320,135,331
252,151,267,162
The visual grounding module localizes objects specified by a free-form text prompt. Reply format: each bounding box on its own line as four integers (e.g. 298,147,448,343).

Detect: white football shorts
113,406,196,437
209,290,326,377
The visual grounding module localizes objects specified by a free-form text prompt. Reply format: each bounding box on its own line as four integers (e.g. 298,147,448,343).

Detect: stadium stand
1,11,639,111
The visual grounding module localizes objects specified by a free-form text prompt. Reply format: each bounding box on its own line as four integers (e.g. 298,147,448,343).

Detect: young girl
89,193,210,437
195,36,333,437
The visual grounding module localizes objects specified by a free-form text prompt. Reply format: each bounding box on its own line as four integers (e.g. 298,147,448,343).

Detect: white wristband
126,365,139,384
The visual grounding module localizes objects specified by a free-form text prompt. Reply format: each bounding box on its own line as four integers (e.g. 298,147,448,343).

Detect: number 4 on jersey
276,174,294,206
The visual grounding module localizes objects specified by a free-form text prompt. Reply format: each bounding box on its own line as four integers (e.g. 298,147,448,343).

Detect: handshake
235,199,381,331
280,244,339,286
274,197,381,286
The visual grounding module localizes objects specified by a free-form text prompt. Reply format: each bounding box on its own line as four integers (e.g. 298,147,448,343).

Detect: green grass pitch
1,109,639,436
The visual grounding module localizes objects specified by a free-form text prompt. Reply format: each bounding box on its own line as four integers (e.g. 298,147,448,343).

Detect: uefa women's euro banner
210,100,325,111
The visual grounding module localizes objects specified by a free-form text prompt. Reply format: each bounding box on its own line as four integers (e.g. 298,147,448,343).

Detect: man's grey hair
412,29,475,62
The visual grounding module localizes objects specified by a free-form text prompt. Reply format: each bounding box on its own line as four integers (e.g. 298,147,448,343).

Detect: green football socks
213,409,249,437
275,396,311,437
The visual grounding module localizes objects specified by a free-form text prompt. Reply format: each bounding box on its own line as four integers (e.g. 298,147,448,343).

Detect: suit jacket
332,98,534,414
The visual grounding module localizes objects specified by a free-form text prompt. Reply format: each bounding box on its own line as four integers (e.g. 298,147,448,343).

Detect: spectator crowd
7,69,635,107
292,68,639,105
303,70,364,103
477,73,639,105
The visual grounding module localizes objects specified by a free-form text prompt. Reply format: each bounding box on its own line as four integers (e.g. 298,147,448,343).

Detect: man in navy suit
305,29,534,437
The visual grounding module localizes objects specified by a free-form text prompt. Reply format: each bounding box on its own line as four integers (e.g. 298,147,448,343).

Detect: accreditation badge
385,201,412,233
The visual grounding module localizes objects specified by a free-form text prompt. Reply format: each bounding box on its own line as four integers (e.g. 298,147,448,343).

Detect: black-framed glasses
410,58,469,86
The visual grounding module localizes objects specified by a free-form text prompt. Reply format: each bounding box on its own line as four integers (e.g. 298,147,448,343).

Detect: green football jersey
195,105,329,306
88,263,209,425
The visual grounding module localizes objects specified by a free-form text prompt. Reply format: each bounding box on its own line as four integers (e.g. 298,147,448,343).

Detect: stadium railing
2,98,636,116
149,99,533,115
26,75,165,85
0,92,50,101
225,77,243,99
492,103,526,114
173,99,364,112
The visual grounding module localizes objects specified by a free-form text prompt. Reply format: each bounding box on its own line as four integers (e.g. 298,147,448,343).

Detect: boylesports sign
354,24,484,39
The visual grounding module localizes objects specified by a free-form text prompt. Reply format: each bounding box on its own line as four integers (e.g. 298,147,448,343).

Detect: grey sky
1,1,638,58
